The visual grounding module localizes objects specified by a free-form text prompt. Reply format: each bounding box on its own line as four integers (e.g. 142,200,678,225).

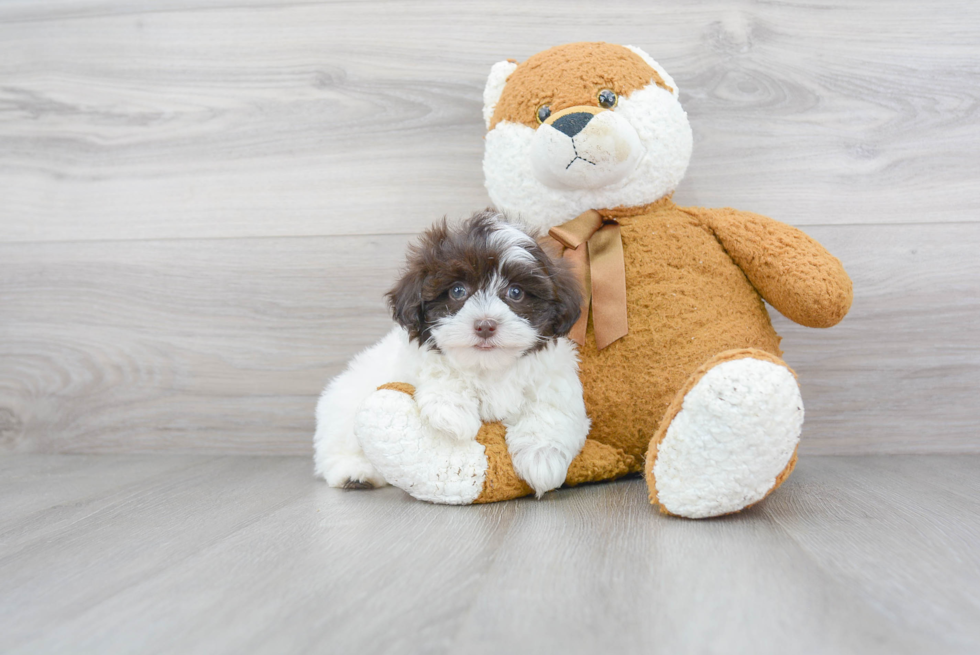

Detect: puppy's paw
420,402,483,442
323,453,388,489
511,445,572,498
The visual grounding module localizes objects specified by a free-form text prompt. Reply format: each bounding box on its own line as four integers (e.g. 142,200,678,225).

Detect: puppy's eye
449,283,468,301
506,285,524,302
536,105,552,124
597,89,618,109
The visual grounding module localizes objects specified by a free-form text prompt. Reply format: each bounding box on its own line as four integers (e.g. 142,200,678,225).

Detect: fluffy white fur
428,287,538,373
529,110,646,191
483,47,693,229
623,45,680,100
342,48,801,511
355,387,488,504
313,216,591,498
652,358,804,518
315,327,589,498
483,60,519,129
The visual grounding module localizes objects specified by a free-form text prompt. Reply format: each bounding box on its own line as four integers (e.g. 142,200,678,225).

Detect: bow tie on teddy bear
542,209,628,350
353,42,853,518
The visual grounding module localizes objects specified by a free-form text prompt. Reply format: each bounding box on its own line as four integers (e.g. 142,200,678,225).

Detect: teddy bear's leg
354,383,489,505
355,383,634,504
564,441,635,487
644,349,803,519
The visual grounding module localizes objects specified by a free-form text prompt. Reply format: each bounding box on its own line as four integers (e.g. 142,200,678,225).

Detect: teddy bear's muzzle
529,106,644,191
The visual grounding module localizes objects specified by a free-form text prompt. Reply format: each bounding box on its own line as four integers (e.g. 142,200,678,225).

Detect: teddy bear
352,42,853,518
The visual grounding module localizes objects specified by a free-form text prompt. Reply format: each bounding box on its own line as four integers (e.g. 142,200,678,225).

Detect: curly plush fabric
356,42,852,516
577,198,786,468
696,207,854,328
356,385,487,505
372,383,635,504
489,42,671,130
645,349,802,517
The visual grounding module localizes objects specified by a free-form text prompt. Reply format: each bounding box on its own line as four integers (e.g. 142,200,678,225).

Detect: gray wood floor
1,454,978,655
3,3,976,652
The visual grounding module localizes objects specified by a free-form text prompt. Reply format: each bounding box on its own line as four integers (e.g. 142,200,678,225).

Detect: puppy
313,209,591,497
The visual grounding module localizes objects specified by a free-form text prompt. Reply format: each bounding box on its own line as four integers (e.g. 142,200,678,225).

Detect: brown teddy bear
353,42,852,518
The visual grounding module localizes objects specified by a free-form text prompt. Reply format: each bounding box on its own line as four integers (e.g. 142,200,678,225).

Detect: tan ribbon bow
548,210,628,350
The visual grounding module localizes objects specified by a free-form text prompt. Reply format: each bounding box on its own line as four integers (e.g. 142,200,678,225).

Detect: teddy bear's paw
511,444,571,499
354,388,488,505
652,356,803,518
322,452,388,490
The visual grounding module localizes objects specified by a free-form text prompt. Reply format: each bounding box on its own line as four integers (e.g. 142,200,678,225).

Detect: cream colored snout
529,106,644,191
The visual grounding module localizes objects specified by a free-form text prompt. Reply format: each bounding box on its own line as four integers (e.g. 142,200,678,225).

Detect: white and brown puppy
313,210,590,497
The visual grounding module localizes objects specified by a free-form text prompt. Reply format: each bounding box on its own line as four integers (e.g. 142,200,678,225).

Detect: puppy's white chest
474,376,526,423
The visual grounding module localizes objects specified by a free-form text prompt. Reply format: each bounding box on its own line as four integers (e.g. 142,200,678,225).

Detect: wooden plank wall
1,0,977,455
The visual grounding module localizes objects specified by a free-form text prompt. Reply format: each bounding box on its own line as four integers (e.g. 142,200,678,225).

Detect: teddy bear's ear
624,45,680,99
483,59,519,129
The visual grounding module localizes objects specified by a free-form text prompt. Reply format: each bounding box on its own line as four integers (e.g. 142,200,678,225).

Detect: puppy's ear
386,265,427,342
547,260,584,338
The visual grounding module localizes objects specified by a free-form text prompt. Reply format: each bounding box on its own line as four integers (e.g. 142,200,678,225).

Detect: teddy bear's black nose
550,112,594,138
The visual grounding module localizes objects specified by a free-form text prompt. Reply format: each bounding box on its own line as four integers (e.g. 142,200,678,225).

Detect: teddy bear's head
483,42,693,228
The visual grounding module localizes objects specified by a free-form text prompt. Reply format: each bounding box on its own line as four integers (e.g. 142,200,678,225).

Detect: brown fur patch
377,382,416,396
692,207,854,328
387,210,581,347
378,198,851,513
575,200,785,470
473,430,634,502
564,440,633,486
489,42,671,130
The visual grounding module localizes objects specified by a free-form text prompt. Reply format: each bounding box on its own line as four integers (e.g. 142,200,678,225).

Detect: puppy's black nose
474,319,497,339
550,112,594,138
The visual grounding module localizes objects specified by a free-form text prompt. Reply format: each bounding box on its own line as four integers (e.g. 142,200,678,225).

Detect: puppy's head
388,210,581,371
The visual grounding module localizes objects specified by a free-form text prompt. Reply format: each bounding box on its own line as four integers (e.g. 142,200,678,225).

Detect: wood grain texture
765,456,980,654
1,454,978,654
775,223,980,454
0,234,412,454
1,0,977,455
0,0,978,242
1,223,977,455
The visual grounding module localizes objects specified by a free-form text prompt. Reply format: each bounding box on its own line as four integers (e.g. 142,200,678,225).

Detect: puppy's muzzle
530,106,644,191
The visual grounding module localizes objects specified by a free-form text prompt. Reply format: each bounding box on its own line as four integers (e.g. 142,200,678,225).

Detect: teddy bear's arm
693,207,853,328
361,383,634,504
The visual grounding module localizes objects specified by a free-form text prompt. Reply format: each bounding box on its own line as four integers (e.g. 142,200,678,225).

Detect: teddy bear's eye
536,105,552,124
597,89,618,109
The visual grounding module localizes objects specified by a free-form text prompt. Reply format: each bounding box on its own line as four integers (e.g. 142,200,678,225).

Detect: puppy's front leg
505,402,590,498
415,382,482,442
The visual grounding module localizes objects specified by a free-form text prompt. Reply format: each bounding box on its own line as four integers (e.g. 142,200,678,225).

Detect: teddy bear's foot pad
652,356,803,518
355,388,487,505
